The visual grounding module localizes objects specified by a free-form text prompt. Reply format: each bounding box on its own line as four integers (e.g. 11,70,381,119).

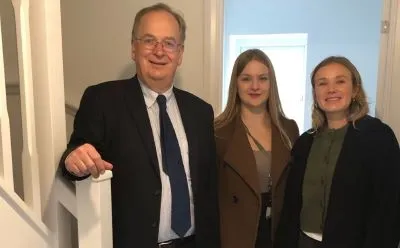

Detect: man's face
132,10,184,93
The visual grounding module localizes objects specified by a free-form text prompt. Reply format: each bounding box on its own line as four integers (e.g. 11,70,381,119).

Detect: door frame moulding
203,0,224,114
376,0,399,130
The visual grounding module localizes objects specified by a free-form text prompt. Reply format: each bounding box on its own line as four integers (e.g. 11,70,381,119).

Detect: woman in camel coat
215,49,299,248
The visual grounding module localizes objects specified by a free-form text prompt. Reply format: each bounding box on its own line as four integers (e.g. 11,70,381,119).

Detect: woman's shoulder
214,119,238,157
354,115,398,144
280,117,300,141
215,120,236,139
354,115,385,130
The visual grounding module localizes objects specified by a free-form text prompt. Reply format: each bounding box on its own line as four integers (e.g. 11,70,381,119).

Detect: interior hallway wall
224,0,382,129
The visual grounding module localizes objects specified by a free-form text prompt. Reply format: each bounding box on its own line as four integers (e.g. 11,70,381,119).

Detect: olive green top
300,124,348,234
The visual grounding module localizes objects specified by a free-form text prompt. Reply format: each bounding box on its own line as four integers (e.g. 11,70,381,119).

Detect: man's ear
131,42,136,61
177,45,184,66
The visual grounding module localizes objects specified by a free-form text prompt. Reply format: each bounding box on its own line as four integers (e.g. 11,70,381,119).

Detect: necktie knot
157,95,167,111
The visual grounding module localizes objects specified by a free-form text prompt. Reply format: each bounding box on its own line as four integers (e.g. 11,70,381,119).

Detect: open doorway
222,0,383,132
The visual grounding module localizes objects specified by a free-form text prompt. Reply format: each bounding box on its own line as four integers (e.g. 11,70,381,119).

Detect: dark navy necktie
157,95,191,237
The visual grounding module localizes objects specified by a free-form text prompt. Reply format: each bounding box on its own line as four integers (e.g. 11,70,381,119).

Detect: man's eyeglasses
135,36,182,53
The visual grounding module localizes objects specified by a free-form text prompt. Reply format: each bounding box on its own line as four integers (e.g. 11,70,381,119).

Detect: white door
225,33,308,132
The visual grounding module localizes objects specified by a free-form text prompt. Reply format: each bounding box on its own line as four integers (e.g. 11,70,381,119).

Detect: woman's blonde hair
310,56,369,131
214,49,294,149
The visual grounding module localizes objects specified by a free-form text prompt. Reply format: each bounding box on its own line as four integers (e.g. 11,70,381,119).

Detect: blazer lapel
124,76,160,176
174,89,199,193
223,117,261,200
271,124,291,190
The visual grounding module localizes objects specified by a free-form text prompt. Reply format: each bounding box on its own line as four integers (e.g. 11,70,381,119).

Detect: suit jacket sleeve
363,124,400,248
59,86,105,181
199,104,220,248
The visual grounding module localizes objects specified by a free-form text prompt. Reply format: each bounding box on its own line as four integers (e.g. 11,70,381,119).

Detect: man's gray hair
131,3,186,43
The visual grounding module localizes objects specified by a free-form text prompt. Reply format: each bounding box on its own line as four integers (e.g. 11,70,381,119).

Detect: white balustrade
0,17,15,191
2,0,115,246
11,0,41,216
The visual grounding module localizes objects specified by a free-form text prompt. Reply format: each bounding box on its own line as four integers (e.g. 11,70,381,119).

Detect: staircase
1,0,113,247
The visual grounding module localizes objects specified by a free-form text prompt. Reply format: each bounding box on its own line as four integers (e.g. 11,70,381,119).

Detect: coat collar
123,76,160,176
218,115,292,197
222,116,261,199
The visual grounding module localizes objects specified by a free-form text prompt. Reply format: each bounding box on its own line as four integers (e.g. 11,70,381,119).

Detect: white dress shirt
139,81,195,242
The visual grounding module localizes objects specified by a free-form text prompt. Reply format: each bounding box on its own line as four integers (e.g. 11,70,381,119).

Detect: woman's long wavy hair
214,49,294,149
310,56,369,131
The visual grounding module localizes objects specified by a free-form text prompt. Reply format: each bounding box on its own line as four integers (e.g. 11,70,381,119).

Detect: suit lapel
174,89,199,193
223,117,261,200
271,123,291,190
123,76,160,176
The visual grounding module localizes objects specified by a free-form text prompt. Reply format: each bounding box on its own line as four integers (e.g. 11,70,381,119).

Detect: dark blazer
275,115,400,248
60,76,220,248
215,116,299,248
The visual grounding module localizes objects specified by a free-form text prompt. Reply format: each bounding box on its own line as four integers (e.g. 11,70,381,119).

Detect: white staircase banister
11,0,41,216
0,177,50,239
0,17,14,190
55,178,77,218
76,170,113,248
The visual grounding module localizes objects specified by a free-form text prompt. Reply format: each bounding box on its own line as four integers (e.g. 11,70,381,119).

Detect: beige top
254,150,272,193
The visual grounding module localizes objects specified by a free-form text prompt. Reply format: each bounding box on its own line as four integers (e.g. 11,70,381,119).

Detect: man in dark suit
60,3,220,248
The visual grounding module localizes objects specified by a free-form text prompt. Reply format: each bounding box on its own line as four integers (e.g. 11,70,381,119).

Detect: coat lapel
271,123,291,190
123,76,160,176
223,117,261,200
174,89,199,193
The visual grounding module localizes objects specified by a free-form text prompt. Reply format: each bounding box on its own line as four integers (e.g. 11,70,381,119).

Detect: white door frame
203,0,224,115
204,0,400,138
376,0,400,139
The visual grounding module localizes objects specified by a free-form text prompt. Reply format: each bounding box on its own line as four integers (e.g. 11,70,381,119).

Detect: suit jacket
275,115,400,248
60,76,220,248
215,115,299,248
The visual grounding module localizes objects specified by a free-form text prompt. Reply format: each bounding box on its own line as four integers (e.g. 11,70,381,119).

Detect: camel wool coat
216,116,299,248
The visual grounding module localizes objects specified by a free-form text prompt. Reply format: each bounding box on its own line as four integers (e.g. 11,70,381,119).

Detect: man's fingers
87,163,100,178
66,152,88,176
85,145,105,175
68,163,85,177
65,143,112,178
103,161,113,171
86,144,113,174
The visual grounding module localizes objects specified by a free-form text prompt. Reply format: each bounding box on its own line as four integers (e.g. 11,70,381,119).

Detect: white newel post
11,0,41,216
0,17,15,190
29,0,67,229
76,171,113,248
28,0,68,246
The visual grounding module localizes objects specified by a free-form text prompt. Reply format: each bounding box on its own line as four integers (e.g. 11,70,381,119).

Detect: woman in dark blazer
275,56,400,248
215,49,299,248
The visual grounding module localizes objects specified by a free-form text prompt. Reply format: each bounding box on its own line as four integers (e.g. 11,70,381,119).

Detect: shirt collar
138,79,174,109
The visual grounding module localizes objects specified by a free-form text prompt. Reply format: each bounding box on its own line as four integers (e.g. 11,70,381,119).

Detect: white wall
60,0,206,107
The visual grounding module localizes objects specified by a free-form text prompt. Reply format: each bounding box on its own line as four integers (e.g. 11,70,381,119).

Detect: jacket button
232,195,239,204
152,222,157,228
154,189,161,196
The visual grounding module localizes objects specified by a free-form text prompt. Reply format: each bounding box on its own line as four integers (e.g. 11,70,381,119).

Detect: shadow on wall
119,62,184,88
